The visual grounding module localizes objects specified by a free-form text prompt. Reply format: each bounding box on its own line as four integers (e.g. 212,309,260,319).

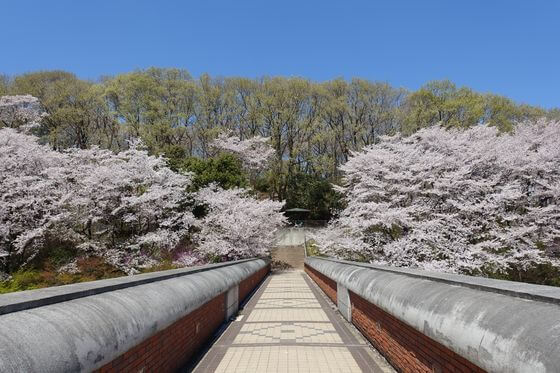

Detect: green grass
0,256,126,294
305,239,327,257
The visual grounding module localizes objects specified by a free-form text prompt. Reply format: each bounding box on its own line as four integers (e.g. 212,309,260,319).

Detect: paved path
270,228,307,270
270,246,305,270
273,227,308,246
193,271,393,373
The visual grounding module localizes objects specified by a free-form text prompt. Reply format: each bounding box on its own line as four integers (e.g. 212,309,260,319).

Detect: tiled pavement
192,271,394,373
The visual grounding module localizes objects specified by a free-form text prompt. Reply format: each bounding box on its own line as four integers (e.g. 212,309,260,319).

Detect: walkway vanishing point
193,227,393,372
193,271,393,372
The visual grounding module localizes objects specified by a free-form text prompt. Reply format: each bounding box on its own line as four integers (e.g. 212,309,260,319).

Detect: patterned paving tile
214,346,362,373
247,308,329,322
193,270,394,373
265,283,309,288
233,322,342,344
260,291,316,299
254,298,321,308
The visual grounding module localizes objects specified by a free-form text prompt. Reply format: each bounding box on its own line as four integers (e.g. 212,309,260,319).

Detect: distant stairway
270,227,306,270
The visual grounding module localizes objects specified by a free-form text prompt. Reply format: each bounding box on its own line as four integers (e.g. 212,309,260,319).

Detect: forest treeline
1,68,558,218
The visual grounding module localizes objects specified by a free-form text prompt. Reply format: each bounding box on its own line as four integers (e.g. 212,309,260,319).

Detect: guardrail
0,258,270,373
305,256,560,373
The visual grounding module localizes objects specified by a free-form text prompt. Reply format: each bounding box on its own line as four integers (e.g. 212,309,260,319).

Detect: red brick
94,266,269,373
305,266,486,373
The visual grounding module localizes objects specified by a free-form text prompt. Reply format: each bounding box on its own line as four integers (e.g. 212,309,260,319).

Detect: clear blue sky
2,0,558,108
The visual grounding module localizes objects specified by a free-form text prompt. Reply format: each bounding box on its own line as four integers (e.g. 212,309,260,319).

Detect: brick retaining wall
305,256,560,373
0,259,270,372
95,294,226,373
239,264,269,303
350,291,485,373
305,262,486,373
304,263,337,303
95,263,269,373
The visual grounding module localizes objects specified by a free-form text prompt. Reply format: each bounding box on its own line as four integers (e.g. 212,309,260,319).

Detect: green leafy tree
178,153,248,190
283,172,344,220
403,80,486,132
4,68,555,229
0,75,9,96
548,108,560,121
104,67,198,154
11,71,117,149
482,95,544,132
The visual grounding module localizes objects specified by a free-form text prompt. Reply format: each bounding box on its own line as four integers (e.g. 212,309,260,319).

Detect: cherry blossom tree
0,128,194,275
0,128,68,274
192,184,286,260
188,134,286,262
211,132,275,173
1,126,286,277
60,141,196,274
0,95,45,131
312,119,560,275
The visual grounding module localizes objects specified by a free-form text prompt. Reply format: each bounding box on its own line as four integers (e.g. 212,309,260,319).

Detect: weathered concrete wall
305,257,560,373
273,227,307,246
0,258,269,373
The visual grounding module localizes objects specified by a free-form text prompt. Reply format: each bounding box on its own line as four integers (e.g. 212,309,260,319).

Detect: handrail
305,256,560,373
0,258,270,373
307,256,560,304
0,258,264,315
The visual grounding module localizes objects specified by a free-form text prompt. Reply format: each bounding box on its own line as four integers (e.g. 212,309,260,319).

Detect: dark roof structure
284,208,311,213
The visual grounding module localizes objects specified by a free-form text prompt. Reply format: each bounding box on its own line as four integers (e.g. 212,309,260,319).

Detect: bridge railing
305,256,560,373
0,258,270,373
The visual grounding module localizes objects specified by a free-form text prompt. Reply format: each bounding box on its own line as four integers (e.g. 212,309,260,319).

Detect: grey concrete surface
270,245,306,270
226,285,239,320
337,283,351,322
312,257,560,304
193,271,394,373
270,227,311,270
0,258,259,316
305,256,560,373
0,259,268,373
273,227,308,246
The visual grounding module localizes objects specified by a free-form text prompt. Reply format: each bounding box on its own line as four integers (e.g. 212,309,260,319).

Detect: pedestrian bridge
193,271,391,372
1,254,559,372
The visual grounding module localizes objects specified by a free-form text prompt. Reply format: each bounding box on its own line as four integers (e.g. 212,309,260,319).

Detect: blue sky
1,0,558,108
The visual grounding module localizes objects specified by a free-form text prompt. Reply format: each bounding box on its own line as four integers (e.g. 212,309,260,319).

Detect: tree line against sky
1,68,559,288
1,68,559,219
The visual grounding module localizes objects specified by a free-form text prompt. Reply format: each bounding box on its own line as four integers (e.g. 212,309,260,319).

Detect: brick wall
95,294,225,373
239,264,269,303
350,292,485,373
305,261,486,373
304,263,337,303
95,265,269,373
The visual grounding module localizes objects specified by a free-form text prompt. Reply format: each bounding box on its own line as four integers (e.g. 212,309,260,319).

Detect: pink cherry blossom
312,120,560,274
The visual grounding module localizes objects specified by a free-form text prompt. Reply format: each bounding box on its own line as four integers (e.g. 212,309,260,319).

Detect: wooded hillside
2,69,558,219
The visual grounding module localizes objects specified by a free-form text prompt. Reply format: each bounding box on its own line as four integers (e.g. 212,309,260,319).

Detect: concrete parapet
0,258,269,373
305,256,560,373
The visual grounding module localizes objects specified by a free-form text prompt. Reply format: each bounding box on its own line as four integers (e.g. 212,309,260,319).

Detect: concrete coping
0,257,270,372
0,258,264,316
305,256,560,373
312,256,560,305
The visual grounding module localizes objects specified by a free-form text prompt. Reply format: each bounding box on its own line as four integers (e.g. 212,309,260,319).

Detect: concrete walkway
273,227,308,247
270,227,307,270
193,271,394,372
270,246,306,270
